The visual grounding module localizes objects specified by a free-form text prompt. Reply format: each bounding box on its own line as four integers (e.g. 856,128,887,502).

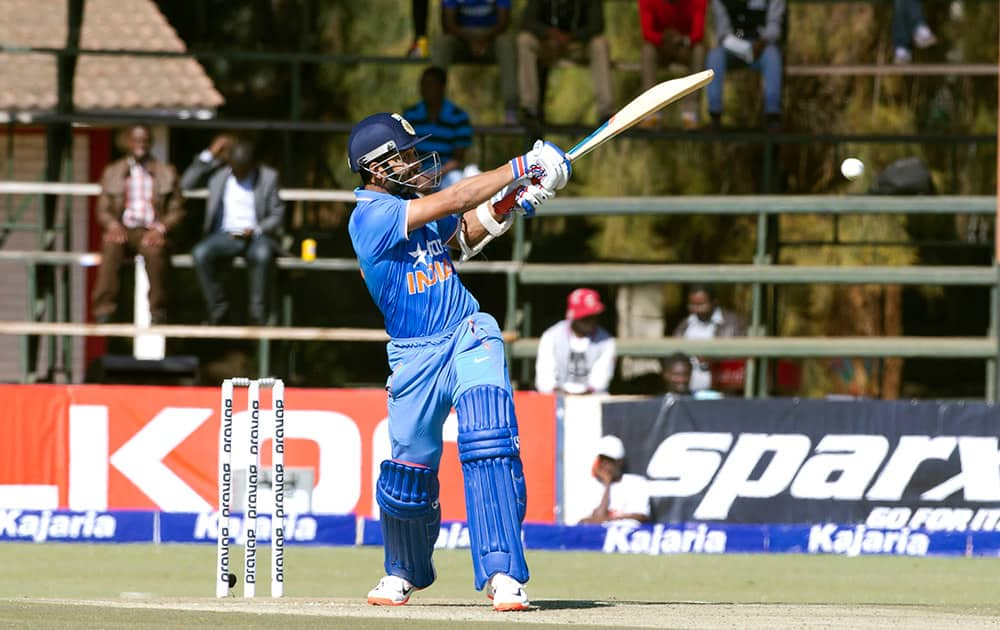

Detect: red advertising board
0,385,557,523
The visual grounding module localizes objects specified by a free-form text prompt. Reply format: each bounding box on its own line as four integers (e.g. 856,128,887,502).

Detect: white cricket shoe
367,575,415,606
487,573,530,611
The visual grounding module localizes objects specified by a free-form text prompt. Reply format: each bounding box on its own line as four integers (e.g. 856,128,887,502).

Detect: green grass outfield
0,544,998,629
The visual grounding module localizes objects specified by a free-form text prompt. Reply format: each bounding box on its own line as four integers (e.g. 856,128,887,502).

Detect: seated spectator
517,0,613,128
408,0,430,58
403,67,478,189
578,435,651,525
536,288,617,395
181,136,285,326
638,0,708,129
432,0,518,123
92,124,184,325
673,284,746,393
892,0,936,64
661,352,693,395
705,0,785,131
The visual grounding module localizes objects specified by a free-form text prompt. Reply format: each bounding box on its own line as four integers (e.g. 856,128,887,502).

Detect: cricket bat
567,69,715,162
495,69,715,213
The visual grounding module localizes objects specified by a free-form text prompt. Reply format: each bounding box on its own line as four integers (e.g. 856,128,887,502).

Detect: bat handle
494,174,542,215
493,189,519,215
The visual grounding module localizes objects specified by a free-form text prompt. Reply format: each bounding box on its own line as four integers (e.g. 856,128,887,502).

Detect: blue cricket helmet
348,112,431,173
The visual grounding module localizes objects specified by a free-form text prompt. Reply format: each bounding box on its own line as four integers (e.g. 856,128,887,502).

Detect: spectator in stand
661,352,693,395
517,0,613,128
431,0,519,124
578,435,651,525
92,124,184,325
892,0,937,64
403,67,478,189
673,284,746,393
181,136,285,326
408,0,430,58
536,288,617,395
638,0,708,130
705,0,785,131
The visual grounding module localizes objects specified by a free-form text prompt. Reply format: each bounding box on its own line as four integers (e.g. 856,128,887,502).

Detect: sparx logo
645,433,1000,520
406,238,455,294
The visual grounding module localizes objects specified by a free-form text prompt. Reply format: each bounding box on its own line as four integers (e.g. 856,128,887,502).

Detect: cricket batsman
347,112,571,611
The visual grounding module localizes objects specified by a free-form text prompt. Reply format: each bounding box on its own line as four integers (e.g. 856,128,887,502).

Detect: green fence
0,184,995,398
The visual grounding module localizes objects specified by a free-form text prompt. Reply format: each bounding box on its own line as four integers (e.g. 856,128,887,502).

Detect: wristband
508,154,529,180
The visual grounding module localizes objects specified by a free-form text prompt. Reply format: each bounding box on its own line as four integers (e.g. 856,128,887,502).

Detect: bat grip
494,189,519,215
495,174,542,215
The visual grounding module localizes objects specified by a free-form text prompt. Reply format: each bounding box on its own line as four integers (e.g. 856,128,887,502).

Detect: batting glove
492,182,555,218
525,140,572,191
513,183,555,217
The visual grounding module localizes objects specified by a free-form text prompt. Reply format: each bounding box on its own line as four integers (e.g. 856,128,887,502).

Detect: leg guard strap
376,460,441,589
456,385,529,591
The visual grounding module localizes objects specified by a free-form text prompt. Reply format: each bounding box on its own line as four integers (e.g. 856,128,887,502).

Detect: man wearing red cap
535,288,617,395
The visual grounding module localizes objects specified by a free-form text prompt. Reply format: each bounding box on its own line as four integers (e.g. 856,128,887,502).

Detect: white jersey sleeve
587,335,616,394
534,325,559,394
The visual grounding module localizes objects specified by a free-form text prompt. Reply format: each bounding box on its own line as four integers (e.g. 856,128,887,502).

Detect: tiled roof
0,0,224,116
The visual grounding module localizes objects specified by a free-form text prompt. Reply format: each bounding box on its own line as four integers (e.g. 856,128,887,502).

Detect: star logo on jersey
409,244,430,268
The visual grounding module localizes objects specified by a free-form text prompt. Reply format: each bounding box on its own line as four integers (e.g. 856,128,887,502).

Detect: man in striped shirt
403,67,476,190
92,124,184,324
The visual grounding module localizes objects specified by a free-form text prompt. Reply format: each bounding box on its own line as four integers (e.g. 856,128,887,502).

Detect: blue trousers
706,43,783,116
892,0,927,49
385,312,511,469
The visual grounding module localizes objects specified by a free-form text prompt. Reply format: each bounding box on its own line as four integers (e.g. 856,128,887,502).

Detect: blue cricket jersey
349,188,480,339
442,0,510,28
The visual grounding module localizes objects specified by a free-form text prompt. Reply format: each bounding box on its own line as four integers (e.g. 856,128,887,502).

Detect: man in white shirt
181,136,285,325
535,288,616,394
577,435,651,525
672,284,747,393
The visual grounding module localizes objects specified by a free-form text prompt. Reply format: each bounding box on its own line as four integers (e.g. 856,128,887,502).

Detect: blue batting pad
456,385,529,590
376,459,441,588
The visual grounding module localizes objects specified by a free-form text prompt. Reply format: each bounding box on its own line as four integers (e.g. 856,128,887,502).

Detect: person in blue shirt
403,67,475,190
431,0,518,124
348,112,570,612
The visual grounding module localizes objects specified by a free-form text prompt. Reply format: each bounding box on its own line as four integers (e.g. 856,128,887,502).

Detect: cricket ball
840,157,865,181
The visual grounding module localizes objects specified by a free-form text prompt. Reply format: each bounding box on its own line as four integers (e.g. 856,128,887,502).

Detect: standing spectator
673,284,747,393
892,0,936,63
638,0,708,129
403,67,477,189
705,0,785,131
408,0,430,58
432,0,519,124
92,124,184,325
577,435,651,525
661,352,693,395
517,0,613,127
535,288,616,395
181,136,285,326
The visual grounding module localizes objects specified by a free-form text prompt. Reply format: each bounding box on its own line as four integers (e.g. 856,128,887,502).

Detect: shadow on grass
532,600,614,610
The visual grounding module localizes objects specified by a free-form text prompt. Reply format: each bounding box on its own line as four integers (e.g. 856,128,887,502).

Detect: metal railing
0,181,995,396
